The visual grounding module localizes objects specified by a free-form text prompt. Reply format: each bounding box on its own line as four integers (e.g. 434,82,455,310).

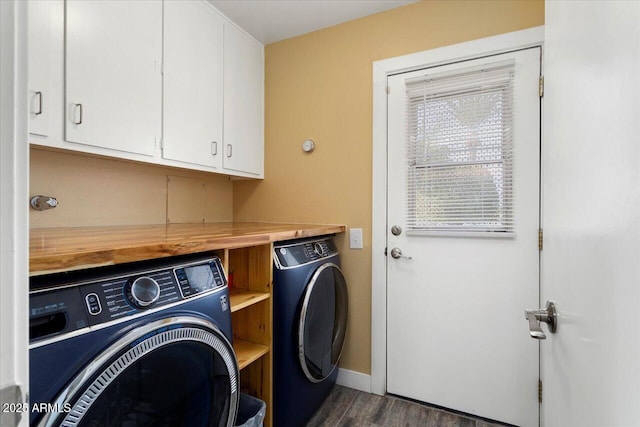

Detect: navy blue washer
29,254,239,427
273,236,349,427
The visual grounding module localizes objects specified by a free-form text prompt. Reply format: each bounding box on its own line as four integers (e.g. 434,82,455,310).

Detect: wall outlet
349,228,363,249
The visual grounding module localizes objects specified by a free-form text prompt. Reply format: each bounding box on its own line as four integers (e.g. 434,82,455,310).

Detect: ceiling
208,0,418,45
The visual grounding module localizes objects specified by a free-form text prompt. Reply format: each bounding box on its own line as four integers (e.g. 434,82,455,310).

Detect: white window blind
405,61,515,234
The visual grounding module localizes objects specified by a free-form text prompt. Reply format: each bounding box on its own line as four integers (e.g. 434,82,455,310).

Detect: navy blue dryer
29,254,239,427
273,236,348,427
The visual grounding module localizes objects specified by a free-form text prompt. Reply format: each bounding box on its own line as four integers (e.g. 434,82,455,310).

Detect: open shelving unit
220,243,273,427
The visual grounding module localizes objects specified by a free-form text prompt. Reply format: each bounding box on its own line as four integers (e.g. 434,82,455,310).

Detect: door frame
371,26,544,396
0,0,29,425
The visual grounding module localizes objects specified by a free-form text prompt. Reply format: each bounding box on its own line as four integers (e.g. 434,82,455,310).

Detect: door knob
390,247,412,260
524,301,557,339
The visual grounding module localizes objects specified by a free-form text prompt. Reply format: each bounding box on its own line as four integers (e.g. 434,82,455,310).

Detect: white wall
0,1,29,426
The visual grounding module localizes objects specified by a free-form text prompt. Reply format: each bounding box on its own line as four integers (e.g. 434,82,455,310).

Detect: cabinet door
65,0,161,156
28,0,52,137
163,0,223,169
223,24,264,177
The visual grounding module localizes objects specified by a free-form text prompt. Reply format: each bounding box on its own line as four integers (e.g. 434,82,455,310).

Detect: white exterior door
542,2,640,426
387,48,541,427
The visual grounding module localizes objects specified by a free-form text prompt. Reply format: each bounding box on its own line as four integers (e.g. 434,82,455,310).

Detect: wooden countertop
30,222,346,276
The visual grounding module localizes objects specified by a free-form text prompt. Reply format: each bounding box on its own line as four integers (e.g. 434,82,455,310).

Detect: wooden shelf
227,244,274,426
229,289,270,313
234,339,270,370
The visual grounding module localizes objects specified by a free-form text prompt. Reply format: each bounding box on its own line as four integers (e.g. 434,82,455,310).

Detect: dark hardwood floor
306,386,507,427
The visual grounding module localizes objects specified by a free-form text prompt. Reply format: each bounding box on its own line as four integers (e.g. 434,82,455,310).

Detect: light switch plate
349,228,363,249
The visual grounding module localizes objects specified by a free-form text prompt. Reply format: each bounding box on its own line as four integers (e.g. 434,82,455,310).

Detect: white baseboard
336,368,372,393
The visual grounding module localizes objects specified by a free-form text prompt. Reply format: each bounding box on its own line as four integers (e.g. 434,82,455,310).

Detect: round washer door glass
38,317,239,427
298,263,348,383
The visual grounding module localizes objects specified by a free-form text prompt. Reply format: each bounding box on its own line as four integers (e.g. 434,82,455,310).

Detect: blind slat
405,61,515,234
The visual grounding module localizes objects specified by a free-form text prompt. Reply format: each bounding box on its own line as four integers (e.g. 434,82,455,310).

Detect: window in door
405,61,515,234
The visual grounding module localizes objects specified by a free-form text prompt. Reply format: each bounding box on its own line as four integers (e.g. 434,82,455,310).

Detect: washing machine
273,236,349,427
29,254,239,427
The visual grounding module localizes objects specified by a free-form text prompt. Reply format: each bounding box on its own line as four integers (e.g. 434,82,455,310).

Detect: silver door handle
524,301,557,339
211,141,218,156
226,144,232,158
390,247,412,260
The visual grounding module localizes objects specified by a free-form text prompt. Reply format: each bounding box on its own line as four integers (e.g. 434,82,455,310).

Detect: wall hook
30,195,58,211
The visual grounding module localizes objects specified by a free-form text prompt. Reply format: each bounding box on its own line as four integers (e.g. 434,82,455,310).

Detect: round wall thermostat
302,139,315,153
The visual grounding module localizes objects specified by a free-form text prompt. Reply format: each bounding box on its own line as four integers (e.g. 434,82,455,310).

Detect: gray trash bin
235,393,266,427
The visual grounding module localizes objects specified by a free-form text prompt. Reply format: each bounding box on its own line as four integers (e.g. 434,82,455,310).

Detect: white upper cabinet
64,0,162,156
27,0,263,178
28,0,53,137
163,1,223,169
223,23,264,177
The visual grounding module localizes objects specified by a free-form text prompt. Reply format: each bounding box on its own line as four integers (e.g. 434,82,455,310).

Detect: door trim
0,1,29,423
370,26,544,396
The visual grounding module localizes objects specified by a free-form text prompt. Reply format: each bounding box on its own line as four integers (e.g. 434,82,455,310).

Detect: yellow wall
233,0,544,375
30,148,233,228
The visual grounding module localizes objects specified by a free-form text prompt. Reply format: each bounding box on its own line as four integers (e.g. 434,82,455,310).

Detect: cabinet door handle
211,141,218,156
74,103,83,125
226,144,232,158
35,91,43,115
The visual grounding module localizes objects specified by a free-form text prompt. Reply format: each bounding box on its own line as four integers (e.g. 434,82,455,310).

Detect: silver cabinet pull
211,141,218,156
524,301,557,339
74,103,83,125
35,91,43,115
390,247,412,260
226,144,232,158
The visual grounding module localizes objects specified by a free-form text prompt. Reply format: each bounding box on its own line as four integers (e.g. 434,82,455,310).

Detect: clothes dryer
29,254,239,427
273,236,348,427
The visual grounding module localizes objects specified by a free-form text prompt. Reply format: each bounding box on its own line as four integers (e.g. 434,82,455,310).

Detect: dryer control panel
29,256,227,344
274,237,338,269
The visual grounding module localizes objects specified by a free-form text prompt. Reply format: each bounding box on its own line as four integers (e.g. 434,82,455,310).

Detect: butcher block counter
29,222,346,276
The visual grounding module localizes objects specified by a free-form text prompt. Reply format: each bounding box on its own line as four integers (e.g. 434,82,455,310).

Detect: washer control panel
174,260,226,298
274,238,338,269
82,269,182,322
29,256,227,343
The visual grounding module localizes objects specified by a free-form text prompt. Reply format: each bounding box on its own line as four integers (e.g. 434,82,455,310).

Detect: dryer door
298,263,349,383
37,317,239,427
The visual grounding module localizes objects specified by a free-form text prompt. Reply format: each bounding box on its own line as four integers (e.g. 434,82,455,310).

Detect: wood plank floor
306,386,507,427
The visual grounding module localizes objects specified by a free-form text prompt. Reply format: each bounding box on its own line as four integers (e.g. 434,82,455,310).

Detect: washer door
38,317,239,427
298,263,349,383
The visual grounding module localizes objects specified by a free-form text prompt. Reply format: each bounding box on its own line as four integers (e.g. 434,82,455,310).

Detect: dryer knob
314,242,325,256
127,276,161,308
